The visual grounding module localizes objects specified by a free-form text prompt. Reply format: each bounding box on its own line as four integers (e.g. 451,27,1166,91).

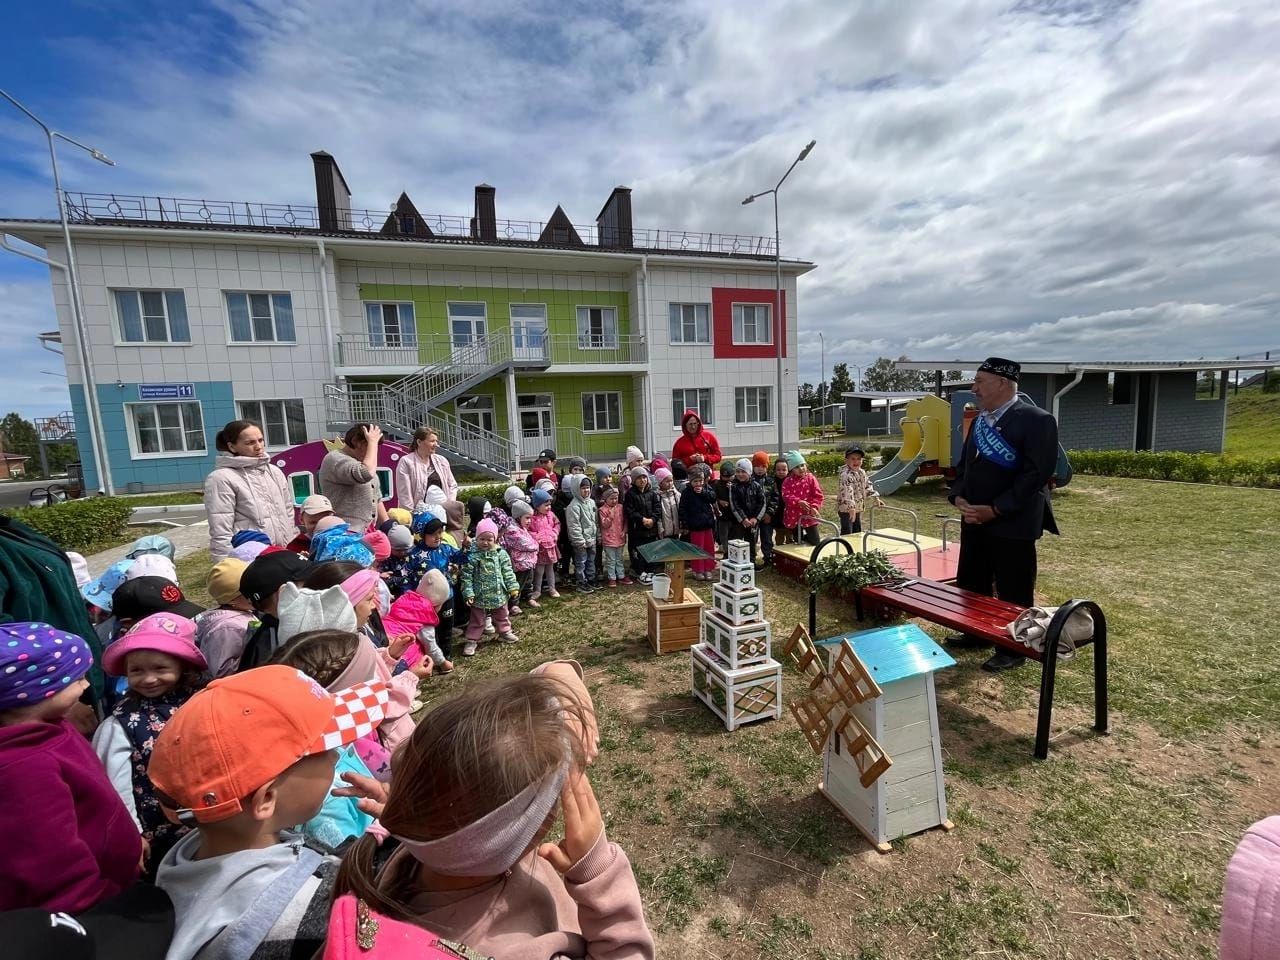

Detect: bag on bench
1007,605,1094,660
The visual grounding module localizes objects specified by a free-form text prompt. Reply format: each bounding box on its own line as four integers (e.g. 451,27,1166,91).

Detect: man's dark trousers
955,523,1037,609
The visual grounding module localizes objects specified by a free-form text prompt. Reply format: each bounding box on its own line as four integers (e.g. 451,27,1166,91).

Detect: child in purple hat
93,613,208,876
0,622,142,912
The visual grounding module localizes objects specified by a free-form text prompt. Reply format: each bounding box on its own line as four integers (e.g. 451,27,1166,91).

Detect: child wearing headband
334,661,654,959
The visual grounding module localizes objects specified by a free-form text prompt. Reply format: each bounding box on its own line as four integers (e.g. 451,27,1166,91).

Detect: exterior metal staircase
387,331,517,410
325,381,516,480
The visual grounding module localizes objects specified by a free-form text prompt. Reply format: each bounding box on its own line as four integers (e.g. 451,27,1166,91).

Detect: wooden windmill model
783,623,959,852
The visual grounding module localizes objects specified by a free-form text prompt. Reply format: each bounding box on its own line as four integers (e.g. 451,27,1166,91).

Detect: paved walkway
84,519,211,578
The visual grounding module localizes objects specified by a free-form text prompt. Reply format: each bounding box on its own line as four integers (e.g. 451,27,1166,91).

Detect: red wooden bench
857,578,1108,759
803,537,1108,759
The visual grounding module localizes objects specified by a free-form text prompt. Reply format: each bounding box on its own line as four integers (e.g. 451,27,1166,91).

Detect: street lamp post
818,330,826,422
742,139,816,457
1,89,116,494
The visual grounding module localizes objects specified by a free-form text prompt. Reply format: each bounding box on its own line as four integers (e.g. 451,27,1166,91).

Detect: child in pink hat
93,612,208,876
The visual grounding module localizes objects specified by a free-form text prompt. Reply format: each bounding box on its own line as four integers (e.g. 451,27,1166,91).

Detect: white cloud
2,0,1278,393
0,273,74,418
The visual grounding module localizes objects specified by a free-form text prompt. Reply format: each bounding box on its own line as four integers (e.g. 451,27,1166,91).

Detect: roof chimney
472,184,497,242
596,186,633,248
311,151,351,232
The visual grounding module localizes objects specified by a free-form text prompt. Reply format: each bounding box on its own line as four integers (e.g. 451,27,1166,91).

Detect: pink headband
340,570,379,607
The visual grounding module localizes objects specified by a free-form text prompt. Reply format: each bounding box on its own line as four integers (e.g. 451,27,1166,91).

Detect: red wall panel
711,287,787,359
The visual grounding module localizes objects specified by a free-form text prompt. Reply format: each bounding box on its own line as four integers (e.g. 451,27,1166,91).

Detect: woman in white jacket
203,419,295,560
394,426,458,507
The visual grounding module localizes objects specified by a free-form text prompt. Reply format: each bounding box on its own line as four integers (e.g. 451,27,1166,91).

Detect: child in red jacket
0,622,142,912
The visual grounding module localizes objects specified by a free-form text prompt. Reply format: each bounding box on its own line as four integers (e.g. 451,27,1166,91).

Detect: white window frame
287,471,315,505
112,289,191,344
668,302,711,345
575,305,619,349
581,391,622,434
672,388,714,429
125,401,206,459
456,394,497,435
734,386,774,426
236,398,308,448
225,292,296,344
731,302,773,346
364,302,417,347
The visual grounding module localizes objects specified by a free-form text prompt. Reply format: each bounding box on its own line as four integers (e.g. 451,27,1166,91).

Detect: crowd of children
0,426,895,959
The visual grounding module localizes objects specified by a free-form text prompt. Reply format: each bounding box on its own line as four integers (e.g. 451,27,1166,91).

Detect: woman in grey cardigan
318,423,387,530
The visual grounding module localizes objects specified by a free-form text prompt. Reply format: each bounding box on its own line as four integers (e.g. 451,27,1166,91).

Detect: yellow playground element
897,394,952,468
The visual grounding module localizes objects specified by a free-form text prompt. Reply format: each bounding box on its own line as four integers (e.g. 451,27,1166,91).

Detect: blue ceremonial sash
973,413,1020,470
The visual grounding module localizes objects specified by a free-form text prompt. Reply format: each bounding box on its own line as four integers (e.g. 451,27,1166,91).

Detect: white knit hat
503,485,529,506
66,552,91,587
276,582,357,643
626,445,645,463
125,554,179,585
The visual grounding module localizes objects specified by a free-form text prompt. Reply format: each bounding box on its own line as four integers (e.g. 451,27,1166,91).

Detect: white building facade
2,153,813,491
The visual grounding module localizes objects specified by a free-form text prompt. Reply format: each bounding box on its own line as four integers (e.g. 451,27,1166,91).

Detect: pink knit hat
102,612,207,676
340,569,380,607
475,518,499,539
362,530,391,562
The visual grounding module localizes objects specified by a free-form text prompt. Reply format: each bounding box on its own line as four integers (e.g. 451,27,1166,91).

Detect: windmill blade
788,692,833,754
833,712,893,788
829,641,882,705
782,624,825,689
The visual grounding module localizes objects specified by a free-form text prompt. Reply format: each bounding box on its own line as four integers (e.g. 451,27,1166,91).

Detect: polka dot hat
0,622,93,711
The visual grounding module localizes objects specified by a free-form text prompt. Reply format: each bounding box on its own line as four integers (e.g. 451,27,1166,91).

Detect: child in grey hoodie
565,476,599,592
150,665,389,960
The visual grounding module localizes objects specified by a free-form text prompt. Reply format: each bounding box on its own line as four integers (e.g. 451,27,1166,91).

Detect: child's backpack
324,895,491,959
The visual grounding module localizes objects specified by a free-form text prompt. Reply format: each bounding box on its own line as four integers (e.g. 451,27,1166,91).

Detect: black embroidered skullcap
978,357,1020,381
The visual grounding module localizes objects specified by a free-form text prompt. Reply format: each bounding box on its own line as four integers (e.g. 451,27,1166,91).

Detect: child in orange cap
151,665,389,960
92,612,208,876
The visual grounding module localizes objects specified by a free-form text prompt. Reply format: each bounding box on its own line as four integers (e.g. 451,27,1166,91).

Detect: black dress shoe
982,651,1028,672
945,634,991,649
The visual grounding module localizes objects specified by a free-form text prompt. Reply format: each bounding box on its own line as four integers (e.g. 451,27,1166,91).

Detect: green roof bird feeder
637,537,714,655
637,537,712,602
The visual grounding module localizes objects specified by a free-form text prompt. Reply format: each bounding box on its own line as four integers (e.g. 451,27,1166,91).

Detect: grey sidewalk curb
130,504,206,517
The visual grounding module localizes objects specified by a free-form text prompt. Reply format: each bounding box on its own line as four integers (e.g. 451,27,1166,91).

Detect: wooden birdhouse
784,623,956,853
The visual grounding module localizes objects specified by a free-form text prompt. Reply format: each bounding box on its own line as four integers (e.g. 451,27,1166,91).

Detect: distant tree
798,382,816,407
0,413,39,460
1264,370,1280,394
829,362,855,398
861,357,964,392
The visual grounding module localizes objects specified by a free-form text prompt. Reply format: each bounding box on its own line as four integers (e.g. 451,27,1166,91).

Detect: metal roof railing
60,191,779,258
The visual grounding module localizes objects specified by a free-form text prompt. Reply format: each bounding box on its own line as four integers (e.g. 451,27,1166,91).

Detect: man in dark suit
948,357,1060,671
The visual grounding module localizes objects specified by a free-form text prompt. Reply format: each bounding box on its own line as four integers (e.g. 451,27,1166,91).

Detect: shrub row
1068,450,1280,488
3,497,135,551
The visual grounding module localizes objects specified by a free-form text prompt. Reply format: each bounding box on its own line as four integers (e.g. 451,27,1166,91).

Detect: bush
1067,450,1280,488
3,497,134,551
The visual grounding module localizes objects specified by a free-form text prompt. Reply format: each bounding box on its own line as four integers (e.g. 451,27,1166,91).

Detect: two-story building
2,151,813,492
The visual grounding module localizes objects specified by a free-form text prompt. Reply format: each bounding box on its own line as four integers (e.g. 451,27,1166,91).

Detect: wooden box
726,539,752,564
718,559,756,592
711,583,764,625
703,610,772,669
645,588,704,655
690,643,783,731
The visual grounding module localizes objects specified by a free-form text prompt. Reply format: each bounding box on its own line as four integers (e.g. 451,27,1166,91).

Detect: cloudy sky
1,0,1278,417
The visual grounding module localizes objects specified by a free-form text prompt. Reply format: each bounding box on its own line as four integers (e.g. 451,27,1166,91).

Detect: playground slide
870,449,927,495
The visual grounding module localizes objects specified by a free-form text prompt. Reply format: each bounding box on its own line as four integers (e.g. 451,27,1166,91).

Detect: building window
226,292,295,343
456,394,496,434
1109,372,1134,406
237,399,307,447
582,392,622,433
735,386,773,425
669,303,710,344
127,401,205,457
1196,370,1222,400
114,290,190,343
365,303,417,347
731,303,772,345
288,473,314,504
672,388,713,427
576,306,618,349
399,215,415,235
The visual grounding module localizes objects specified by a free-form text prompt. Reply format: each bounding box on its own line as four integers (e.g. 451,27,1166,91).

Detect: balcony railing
61,191,778,258
335,332,647,369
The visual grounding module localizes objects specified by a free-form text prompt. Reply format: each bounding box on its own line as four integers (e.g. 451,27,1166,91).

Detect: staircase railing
386,331,513,409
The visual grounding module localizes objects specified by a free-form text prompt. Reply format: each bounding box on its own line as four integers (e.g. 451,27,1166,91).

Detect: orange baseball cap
149,664,389,824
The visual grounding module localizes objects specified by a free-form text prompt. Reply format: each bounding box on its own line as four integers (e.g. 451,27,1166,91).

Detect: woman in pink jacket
395,427,458,507
781,450,825,546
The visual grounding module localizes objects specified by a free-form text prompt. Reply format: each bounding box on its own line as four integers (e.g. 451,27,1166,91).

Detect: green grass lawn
1224,388,1280,457
121,490,205,507
175,475,1279,959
